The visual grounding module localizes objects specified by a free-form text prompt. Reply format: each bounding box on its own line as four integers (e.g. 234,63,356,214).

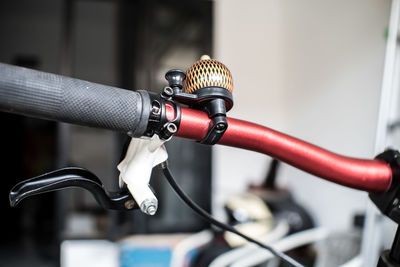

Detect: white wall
213,0,391,230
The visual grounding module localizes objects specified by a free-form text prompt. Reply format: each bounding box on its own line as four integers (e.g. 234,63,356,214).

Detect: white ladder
362,0,400,265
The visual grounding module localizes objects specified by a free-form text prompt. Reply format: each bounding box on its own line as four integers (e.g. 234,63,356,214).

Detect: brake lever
9,167,138,211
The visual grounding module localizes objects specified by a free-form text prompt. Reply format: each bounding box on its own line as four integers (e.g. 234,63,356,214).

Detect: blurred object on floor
61,240,119,267
193,159,317,266
119,231,212,267
249,159,315,234
223,192,274,247
209,219,289,267
230,227,328,267
314,215,363,267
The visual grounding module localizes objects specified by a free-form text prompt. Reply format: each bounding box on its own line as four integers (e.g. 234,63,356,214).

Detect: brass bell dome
183,55,233,94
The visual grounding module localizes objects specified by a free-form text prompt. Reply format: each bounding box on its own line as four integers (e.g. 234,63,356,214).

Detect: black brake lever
9,167,138,211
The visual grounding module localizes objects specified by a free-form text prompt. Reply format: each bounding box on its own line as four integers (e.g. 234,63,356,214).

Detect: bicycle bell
163,55,234,144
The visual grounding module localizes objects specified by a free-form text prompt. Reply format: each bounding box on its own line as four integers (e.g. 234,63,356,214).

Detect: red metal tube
166,105,392,193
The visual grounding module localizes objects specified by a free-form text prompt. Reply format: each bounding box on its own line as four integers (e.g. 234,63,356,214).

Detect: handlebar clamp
143,93,181,140
370,149,400,224
160,55,234,145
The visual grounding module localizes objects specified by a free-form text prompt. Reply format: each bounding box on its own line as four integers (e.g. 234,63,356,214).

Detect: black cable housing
161,162,305,267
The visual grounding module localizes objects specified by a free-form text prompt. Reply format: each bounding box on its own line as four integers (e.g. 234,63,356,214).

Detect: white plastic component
61,240,118,267
170,230,214,267
117,135,168,215
209,220,289,267
231,227,329,267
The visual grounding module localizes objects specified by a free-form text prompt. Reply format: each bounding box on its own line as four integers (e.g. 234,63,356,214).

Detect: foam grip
0,63,150,136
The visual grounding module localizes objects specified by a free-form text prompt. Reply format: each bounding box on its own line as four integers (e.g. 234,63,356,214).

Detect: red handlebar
0,62,391,193
167,105,392,193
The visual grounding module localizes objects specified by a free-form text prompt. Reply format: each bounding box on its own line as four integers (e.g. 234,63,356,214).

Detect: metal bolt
124,200,136,210
166,123,177,134
216,123,226,130
140,199,158,216
146,205,157,216
149,101,162,121
163,86,174,96
151,105,160,115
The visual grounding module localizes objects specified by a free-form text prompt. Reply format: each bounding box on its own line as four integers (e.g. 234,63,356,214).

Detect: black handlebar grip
0,63,150,137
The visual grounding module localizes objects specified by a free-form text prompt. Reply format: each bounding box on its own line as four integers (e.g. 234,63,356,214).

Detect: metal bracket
160,69,232,145
144,93,181,140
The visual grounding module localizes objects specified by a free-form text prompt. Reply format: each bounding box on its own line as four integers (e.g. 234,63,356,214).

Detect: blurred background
0,0,396,266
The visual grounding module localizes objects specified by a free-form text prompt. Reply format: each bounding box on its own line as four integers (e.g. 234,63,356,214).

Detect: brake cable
161,161,305,267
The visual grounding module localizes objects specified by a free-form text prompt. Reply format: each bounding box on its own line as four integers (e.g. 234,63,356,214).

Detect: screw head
163,86,174,96
166,123,177,134
124,200,136,210
151,104,161,116
216,123,226,130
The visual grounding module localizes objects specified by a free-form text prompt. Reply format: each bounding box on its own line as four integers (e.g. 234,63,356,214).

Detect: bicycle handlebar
0,63,150,136
166,105,392,192
0,63,393,193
